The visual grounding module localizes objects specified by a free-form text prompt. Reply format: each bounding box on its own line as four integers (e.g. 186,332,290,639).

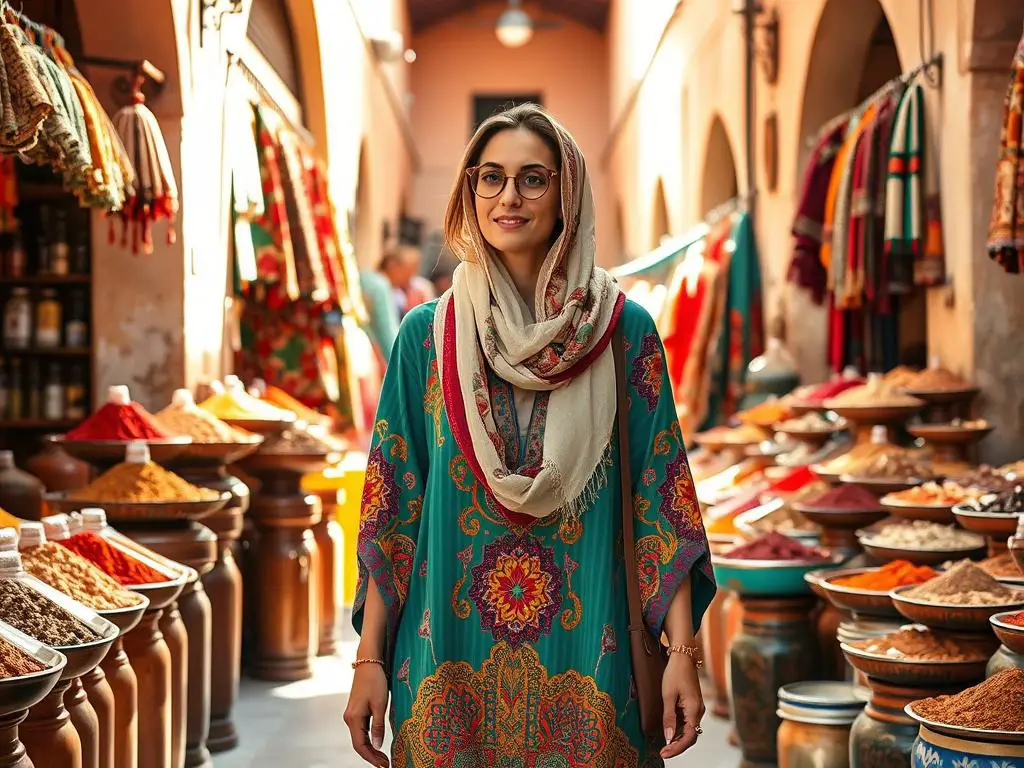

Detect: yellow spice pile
68,461,220,503
199,391,293,422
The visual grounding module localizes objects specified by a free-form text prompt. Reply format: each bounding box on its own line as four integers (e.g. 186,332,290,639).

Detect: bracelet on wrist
352,658,385,670
667,643,704,669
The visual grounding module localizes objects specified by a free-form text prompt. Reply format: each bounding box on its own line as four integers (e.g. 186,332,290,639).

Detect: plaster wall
407,2,612,265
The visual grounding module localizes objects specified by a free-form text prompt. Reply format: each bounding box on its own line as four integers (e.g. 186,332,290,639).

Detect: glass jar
35,289,61,348
3,287,32,349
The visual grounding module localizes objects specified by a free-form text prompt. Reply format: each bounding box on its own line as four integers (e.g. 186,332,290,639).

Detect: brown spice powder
21,543,142,610
912,668,1024,730
0,579,100,646
0,636,44,678
850,627,988,661
904,561,1022,605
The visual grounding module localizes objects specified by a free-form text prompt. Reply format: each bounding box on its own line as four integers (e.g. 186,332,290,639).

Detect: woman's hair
442,103,564,262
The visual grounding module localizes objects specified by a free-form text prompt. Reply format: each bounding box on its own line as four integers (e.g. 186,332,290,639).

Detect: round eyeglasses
466,166,558,200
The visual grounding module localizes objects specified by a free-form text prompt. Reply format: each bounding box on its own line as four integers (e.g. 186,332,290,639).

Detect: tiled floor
213,637,742,768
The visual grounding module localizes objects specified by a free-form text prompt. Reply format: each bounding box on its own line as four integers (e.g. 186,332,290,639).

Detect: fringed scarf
987,29,1024,274
433,114,624,522
884,79,924,291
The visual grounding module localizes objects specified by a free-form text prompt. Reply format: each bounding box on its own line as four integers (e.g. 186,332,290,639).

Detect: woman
345,104,715,767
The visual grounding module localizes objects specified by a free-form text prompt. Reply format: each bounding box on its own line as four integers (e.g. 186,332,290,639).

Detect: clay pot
311,489,342,656
67,677,100,768
23,440,92,493
81,664,115,768
122,609,172,768
20,680,81,768
0,452,43,521
100,636,138,768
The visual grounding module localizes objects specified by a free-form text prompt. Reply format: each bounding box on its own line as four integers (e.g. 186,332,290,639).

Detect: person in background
429,247,458,295
380,244,436,318
358,270,401,364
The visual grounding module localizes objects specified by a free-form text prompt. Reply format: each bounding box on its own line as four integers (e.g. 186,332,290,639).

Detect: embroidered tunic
354,298,716,767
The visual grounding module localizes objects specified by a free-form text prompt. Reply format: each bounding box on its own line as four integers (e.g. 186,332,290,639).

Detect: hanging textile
884,78,924,292
987,28,1024,273
226,73,263,283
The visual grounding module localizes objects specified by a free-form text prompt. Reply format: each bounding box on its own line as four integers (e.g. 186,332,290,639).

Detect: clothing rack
228,53,316,149
806,53,944,148
2,4,66,50
610,195,746,279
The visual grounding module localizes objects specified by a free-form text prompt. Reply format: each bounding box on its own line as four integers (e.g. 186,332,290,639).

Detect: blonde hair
442,103,567,263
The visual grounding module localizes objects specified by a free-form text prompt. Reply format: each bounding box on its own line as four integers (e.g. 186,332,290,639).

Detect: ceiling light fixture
495,0,534,48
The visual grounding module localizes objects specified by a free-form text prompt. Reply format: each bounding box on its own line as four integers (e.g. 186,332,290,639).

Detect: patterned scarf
434,114,624,521
884,79,924,291
987,29,1024,273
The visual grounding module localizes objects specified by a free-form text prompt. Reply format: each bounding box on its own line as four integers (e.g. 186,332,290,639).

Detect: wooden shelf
0,419,77,430
1,347,91,357
0,275,91,286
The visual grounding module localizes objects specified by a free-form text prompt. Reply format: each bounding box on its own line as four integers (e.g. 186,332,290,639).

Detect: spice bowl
879,495,956,524
166,436,266,467
840,643,990,687
840,474,928,497
128,572,188,612
857,535,987,567
711,552,848,596
803,569,831,600
43,490,233,522
57,624,119,681
818,570,902,618
902,386,981,407
809,463,846,485
824,403,925,424
906,423,994,444
951,504,1022,539
218,416,294,436
48,435,193,466
96,593,150,636
990,611,1024,655
0,622,67,715
239,450,339,477
793,502,888,532
890,585,1024,632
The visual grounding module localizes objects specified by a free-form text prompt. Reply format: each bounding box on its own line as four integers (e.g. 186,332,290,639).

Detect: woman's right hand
344,663,390,767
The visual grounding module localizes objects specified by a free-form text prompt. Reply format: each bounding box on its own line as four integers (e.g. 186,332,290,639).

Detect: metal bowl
890,585,1024,632
878,495,955,523
840,643,990,687
55,627,119,681
96,594,150,636
857,534,987,567
990,611,1024,654
44,491,232,522
48,435,193,466
0,623,67,717
127,572,188,612
951,504,1022,539
818,569,903,618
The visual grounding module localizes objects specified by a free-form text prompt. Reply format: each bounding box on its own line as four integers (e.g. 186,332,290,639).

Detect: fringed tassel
552,442,614,523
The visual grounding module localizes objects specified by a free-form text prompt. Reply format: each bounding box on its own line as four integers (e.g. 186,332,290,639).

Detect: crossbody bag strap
612,326,647,640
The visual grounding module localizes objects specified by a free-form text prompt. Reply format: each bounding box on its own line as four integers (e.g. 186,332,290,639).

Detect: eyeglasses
466,165,558,200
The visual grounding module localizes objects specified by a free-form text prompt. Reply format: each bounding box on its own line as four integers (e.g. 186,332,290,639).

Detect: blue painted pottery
712,552,847,596
911,723,1024,768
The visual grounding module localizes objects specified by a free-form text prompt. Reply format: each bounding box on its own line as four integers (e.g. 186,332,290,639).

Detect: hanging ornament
112,70,178,254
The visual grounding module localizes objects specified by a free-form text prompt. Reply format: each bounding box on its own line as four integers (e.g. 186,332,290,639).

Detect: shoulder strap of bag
612,325,645,638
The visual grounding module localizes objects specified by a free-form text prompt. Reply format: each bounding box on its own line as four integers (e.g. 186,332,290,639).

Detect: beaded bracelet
352,658,385,670
667,644,704,669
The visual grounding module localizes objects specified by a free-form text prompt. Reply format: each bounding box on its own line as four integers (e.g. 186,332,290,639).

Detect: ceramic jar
777,681,868,768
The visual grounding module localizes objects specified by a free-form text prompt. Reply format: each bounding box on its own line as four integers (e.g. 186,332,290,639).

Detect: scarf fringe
549,442,613,523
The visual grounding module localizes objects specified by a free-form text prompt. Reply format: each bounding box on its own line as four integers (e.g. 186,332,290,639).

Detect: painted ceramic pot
911,725,1024,768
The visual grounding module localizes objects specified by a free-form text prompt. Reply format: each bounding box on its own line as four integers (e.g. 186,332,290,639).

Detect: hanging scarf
0,24,50,152
789,117,848,304
987,28,1024,273
884,78,924,291
830,104,877,299
864,93,897,307
433,113,624,521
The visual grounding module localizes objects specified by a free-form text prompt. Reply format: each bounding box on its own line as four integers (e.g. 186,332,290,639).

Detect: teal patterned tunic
354,298,715,767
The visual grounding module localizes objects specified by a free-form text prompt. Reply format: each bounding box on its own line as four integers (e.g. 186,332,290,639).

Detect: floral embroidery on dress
594,623,617,677
560,552,582,630
397,657,413,698
391,643,639,768
451,544,474,620
424,359,445,447
469,533,562,646
418,608,437,665
630,333,664,411
641,468,656,487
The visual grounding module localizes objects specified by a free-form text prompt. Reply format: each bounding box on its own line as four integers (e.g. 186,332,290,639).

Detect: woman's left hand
659,652,705,759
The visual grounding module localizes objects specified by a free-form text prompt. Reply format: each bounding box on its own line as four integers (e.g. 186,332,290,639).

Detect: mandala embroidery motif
629,333,663,412
469,533,562,646
391,643,639,768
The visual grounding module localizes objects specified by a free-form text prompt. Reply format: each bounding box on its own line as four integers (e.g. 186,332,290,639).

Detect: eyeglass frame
465,164,559,200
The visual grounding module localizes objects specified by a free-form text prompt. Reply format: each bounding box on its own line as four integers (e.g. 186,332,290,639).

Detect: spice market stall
0,621,65,768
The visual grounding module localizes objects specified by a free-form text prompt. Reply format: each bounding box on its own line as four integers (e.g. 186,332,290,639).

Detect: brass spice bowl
990,611,1024,655
890,585,1024,632
840,643,990,687
817,569,902,619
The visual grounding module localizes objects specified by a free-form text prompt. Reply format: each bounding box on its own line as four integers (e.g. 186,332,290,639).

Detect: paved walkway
213,638,741,768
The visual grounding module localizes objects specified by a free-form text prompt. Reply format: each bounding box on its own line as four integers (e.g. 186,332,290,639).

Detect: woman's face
473,128,561,262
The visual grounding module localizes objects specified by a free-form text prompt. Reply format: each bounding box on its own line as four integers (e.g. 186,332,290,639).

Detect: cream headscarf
433,107,624,521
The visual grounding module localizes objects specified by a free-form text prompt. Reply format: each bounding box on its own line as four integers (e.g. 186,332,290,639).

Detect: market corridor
213,636,739,767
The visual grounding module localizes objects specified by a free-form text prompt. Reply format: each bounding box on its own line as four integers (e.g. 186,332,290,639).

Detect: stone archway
650,178,671,250
700,115,739,216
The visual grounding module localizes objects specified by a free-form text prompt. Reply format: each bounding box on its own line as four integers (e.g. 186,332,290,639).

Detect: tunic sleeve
352,305,432,663
622,301,716,638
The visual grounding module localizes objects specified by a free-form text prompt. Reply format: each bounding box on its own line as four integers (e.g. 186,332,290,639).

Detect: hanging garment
830,104,878,299
864,94,898,308
789,117,848,304
226,78,263,283
354,299,715,767
64,64,128,211
277,129,330,302
987,28,1024,273
884,78,925,291
0,24,51,152
821,107,864,272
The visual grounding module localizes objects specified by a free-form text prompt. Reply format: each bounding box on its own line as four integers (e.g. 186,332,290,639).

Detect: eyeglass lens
472,168,551,200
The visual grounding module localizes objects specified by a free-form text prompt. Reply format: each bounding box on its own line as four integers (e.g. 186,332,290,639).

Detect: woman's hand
344,663,391,768
659,652,705,760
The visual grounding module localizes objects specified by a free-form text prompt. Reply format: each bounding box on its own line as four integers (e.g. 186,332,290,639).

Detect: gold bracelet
667,643,704,670
352,658,385,670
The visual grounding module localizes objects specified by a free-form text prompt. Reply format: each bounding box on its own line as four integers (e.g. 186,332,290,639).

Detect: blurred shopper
346,104,714,766
380,243,435,318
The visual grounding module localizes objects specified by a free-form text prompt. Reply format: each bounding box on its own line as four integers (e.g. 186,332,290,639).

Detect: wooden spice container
0,624,65,768
307,487,343,656
120,522,218,768
239,451,332,681
121,575,186,768
95,599,149,768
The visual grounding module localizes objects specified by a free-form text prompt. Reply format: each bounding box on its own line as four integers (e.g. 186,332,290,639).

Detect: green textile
359,270,401,363
354,298,715,767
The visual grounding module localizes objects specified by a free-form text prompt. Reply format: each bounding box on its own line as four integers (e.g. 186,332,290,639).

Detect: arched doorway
650,179,671,250
796,0,924,373
700,115,739,217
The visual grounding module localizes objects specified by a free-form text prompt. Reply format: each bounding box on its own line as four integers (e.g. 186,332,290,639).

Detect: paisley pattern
353,299,715,765
392,643,639,768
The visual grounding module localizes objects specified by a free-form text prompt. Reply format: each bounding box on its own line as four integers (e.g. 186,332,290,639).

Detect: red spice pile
60,532,169,585
804,484,881,510
66,402,168,441
807,379,864,403
723,532,830,562
1002,611,1024,628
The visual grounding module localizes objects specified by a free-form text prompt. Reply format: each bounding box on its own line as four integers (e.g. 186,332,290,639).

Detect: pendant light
495,0,534,48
